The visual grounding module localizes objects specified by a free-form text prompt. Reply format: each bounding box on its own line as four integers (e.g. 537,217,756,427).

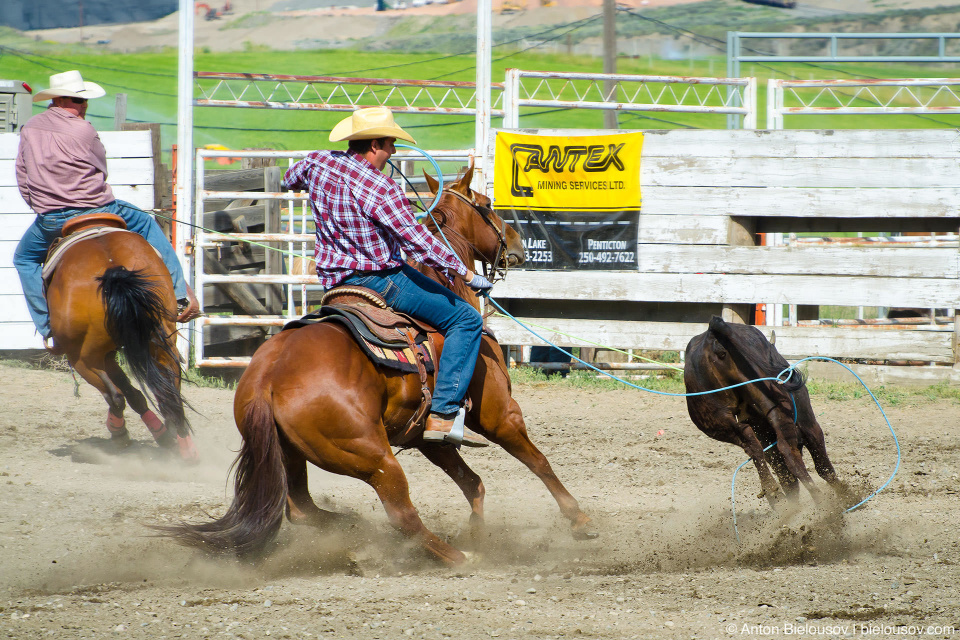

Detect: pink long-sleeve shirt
15,107,115,214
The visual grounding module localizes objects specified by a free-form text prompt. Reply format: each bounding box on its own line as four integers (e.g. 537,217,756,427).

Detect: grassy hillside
226,1,960,54
3,9,960,158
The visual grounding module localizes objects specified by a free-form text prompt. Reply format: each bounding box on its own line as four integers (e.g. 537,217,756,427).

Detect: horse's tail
97,266,189,433
154,393,287,557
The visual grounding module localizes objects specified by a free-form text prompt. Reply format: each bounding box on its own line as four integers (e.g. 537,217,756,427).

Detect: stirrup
423,408,489,448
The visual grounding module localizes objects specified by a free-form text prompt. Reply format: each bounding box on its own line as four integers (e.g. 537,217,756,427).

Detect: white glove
467,272,494,295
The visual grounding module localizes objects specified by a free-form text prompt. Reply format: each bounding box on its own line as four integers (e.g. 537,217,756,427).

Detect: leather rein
435,188,510,284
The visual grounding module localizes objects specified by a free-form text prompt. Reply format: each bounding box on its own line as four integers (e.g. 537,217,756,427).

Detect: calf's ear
770,330,776,346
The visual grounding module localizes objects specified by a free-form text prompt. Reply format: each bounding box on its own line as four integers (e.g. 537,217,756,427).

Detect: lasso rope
390,143,444,218
490,312,685,372
486,297,901,540
168,148,901,541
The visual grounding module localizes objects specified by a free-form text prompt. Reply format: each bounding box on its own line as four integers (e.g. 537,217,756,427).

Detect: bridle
434,187,511,284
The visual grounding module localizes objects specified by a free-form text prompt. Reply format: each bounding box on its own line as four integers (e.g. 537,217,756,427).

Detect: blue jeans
342,264,482,416
13,200,188,339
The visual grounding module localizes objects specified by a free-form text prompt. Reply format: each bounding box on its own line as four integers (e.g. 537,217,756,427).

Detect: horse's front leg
417,444,486,537
482,397,597,540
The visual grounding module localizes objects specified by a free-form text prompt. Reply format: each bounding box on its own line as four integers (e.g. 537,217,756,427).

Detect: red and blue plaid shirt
283,150,468,288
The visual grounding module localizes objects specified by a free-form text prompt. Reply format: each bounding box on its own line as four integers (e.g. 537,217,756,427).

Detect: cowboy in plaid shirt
283,107,492,448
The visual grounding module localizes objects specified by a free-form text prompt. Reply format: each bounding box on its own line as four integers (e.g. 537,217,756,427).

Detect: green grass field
4,21,960,159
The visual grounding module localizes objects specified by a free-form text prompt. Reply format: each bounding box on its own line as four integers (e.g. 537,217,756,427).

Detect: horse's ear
423,170,440,196
454,161,475,195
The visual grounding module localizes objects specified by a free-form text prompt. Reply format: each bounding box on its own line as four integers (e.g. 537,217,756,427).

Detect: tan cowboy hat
33,70,106,103
329,107,416,144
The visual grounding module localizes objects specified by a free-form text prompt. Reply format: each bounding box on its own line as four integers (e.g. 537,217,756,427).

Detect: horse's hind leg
364,450,467,565
71,358,131,446
481,398,596,540
418,445,485,536
144,345,198,464
288,413,466,564
278,435,354,527
104,355,173,447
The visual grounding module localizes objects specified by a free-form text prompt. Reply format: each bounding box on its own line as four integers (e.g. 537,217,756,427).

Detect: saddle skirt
283,285,440,446
283,285,437,375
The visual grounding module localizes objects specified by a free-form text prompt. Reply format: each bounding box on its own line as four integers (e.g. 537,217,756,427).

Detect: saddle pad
41,226,129,284
284,313,435,375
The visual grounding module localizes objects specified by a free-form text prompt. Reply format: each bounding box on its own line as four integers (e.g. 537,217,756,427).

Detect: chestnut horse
161,168,594,564
46,222,197,462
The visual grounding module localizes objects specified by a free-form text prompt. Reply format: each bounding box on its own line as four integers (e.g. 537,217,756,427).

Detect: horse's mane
412,199,482,308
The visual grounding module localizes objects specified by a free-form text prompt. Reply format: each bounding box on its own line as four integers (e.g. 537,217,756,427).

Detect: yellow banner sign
493,131,643,211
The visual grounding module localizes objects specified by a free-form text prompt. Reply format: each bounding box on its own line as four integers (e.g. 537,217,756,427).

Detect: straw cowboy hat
329,107,416,144
33,70,106,103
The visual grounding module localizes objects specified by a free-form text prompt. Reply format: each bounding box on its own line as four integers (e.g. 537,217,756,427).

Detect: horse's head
423,162,525,279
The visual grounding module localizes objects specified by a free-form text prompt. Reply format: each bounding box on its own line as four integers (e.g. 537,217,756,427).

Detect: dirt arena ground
1,360,959,640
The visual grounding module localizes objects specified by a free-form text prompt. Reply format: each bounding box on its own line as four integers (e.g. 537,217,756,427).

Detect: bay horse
160,166,594,564
45,215,197,462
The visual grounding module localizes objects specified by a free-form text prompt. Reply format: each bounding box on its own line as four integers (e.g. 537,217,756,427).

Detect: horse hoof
461,551,483,566
110,430,132,450
571,518,599,540
176,435,200,465
155,428,177,450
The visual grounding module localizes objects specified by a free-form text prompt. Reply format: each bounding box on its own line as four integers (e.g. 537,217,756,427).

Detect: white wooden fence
487,128,960,381
4,101,959,385
0,130,157,350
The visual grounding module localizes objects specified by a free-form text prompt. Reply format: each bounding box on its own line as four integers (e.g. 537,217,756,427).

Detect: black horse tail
97,266,190,434
154,394,288,557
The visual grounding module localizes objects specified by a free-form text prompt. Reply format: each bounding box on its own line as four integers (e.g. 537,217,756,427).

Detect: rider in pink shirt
13,70,199,346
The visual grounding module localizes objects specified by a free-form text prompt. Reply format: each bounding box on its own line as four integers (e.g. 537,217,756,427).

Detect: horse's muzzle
504,250,525,268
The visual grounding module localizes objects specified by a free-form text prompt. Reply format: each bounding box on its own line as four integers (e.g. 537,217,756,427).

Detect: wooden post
263,166,283,318
722,216,756,324
954,308,960,369
401,159,418,202
113,93,127,130
119,122,162,211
